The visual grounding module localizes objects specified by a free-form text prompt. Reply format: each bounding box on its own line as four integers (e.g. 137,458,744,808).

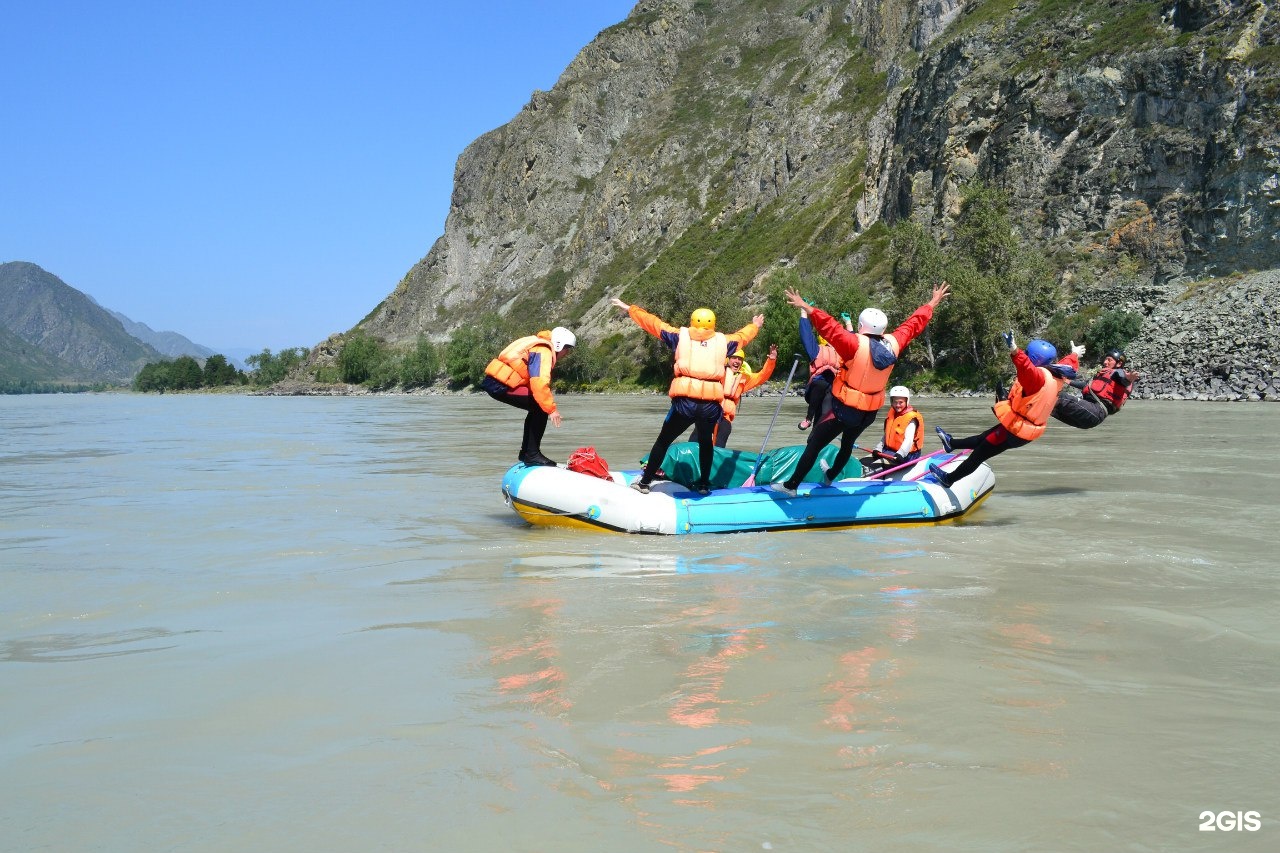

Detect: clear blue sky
1,0,636,354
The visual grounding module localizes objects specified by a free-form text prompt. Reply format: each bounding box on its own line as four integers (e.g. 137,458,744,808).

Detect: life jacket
993,368,1067,441
1085,368,1131,413
809,344,840,379
669,328,728,401
832,334,901,411
718,370,743,420
883,408,924,454
484,333,555,389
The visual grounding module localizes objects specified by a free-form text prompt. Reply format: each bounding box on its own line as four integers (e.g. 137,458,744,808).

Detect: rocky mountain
342,0,1277,399
106,309,217,362
0,261,165,384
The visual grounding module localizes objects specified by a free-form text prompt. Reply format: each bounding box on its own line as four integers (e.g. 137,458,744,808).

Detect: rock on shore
1126,269,1280,402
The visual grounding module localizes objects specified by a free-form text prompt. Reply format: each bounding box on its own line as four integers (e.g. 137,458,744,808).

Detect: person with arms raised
931,333,1079,487
772,282,950,496
611,298,763,495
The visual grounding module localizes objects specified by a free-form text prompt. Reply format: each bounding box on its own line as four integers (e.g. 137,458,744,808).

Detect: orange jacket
992,349,1077,440
831,334,902,411
809,344,840,378
810,302,935,413
722,353,776,420
484,332,559,414
883,407,924,454
625,305,759,401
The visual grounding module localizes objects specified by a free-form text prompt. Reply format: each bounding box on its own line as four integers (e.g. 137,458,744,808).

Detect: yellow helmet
689,307,716,330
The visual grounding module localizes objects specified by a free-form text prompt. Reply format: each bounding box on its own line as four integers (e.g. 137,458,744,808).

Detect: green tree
398,336,441,388
170,356,204,390
336,332,388,385
1083,308,1142,356
133,361,173,392
444,313,511,388
201,354,243,387
246,347,308,386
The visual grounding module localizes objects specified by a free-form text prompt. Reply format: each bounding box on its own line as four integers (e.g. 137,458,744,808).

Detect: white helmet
857,307,888,335
889,385,911,401
550,326,576,352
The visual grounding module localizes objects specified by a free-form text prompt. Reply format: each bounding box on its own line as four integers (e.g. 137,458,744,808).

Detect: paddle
865,448,947,480
743,354,804,487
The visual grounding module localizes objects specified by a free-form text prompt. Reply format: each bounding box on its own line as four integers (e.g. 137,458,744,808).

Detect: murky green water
1,393,1276,852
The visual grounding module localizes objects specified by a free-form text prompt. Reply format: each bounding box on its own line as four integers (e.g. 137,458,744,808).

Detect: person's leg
522,408,551,462
939,425,1027,485
640,409,696,484
488,385,545,461
713,416,732,449
825,408,878,480
784,416,843,489
693,415,717,487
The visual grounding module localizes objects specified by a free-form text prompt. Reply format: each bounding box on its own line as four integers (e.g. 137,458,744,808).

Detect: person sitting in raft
862,385,924,470
771,282,950,497
704,345,777,448
1051,347,1139,429
481,326,575,467
610,298,763,495
797,310,851,430
931,333,1079,488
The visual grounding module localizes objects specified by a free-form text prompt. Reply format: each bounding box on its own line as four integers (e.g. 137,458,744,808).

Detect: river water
1,392,1276,852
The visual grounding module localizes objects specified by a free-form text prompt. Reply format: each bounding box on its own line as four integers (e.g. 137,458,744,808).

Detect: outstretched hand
609,298,630,312
752,313,765,328
783,288,810,314
1071,340,1086,357
767,343,778,359
928,281,951,309
550,411,563,428
1001,330,1017,351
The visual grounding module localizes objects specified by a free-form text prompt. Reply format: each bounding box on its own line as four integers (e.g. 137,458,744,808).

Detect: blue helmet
1025,338,1057,367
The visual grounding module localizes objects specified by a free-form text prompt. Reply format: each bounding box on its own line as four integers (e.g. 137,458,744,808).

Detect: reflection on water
1,394,1277,852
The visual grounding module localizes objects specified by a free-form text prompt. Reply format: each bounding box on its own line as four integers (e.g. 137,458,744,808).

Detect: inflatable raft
501,445,994,535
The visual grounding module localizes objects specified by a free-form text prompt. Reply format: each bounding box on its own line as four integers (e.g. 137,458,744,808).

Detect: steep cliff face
355,0,1278,396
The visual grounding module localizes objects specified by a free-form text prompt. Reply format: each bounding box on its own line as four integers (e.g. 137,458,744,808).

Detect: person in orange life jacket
481,327,575,466
772,282,950,497
688,345,778,448
797,310,852,430
1051,347,1139,429
930,333,1080,488
611,297,763,495
862,385,924,470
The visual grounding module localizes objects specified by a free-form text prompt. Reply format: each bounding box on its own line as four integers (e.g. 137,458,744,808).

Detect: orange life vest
993,368,1067,441
809,344,840,378
883,408,924,454
832,334,901,411
484,333,555,390
669,328,728,401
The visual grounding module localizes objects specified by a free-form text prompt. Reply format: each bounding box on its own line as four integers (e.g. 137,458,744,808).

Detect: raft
501,444,994,535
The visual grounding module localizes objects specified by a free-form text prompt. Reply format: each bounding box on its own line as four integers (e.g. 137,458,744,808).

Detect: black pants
484,378,548,460
1051,393,1107,429
784,401,878,488
944,424,1031,483
803,373,834,423
643,399,722,485
687,415,732,448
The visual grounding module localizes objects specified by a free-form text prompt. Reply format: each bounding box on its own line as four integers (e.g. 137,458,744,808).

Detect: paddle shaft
746,354,804,484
